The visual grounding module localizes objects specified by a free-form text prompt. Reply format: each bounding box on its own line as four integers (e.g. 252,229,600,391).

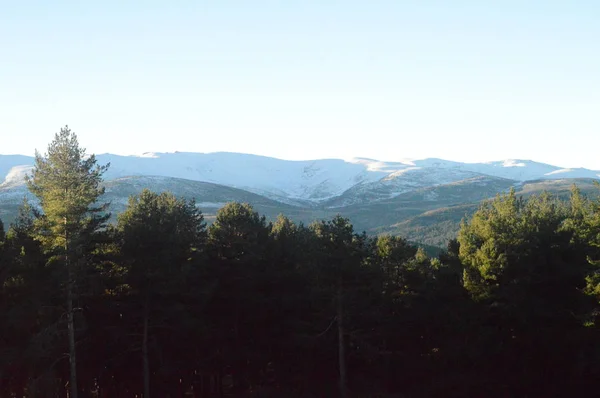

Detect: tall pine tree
117,189,206,398
26,126,109,398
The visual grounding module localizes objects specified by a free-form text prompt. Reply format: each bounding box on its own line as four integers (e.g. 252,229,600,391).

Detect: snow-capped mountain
0,155,34,188
1,152,599,205
2,152,599,248
91,152,386,202
322,167,487,208
349,157,600,182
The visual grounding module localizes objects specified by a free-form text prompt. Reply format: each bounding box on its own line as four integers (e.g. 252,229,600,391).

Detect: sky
1,1,599,168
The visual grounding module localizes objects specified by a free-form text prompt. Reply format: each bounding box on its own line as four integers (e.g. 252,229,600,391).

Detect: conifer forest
2,129,600,397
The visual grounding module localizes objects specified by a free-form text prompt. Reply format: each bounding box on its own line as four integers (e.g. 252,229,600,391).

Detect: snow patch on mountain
96,152,388,201
384,167,424,179
346,157,413,173
0,183,30,206
0,156,34,185
502,160,527,167
544,168,600,179
324,167,485,208
0,165,32,188
138,152,160,158
0,152,599,205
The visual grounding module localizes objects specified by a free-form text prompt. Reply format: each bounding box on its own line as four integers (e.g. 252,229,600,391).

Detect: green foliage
27,126,110,254
450,187,600,394
5,130,600,398
114,189,207,396
310,215,365,279
208,202,270,264
117,189,206,287
459,189,595,316
23,126,111,398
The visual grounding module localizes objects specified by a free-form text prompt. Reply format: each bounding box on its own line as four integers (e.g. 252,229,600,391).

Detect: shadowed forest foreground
2,129,600,398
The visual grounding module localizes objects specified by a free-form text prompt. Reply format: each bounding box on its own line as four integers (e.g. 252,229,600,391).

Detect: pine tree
117,189,206,398
26,126,109,398
457,189,596,393
207,202,271,392
3,200,63,395
310,215,364,398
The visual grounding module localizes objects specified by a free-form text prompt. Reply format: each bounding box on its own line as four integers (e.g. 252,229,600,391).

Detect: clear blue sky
1,1,599,168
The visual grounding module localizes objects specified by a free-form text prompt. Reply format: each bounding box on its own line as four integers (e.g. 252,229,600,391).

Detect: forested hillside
2,129,600,397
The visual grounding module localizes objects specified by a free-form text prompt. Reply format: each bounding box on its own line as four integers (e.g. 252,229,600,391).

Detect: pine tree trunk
337,279,347,398
66,217,78,398
143,293,151,398
67,264,78,398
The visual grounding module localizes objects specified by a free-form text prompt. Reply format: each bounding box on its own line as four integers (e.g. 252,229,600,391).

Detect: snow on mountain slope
0,165,33,188
0,153,598,204
96,152,386,201
323,167,488,208
0,152,385,201
543,168,600,179
346,157,414,173
0,155,35,185
411,159,600,181
346,157,600,181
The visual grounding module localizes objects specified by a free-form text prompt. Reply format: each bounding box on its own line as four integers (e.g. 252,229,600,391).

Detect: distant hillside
1,152,598,250
1,152,598,206
374,179,600,248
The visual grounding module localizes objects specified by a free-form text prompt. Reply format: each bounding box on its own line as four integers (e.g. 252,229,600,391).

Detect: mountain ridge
2,152,599,249
1,153,598,249
2,152,599,205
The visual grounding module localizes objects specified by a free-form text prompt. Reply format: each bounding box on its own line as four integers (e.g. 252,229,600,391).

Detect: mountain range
1,152,599,249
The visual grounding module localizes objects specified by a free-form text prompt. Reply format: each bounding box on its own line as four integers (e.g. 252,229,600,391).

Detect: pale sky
1,1,599,168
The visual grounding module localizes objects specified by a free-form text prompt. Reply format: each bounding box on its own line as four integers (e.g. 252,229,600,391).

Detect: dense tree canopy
2,130,600,397
116,189,206,398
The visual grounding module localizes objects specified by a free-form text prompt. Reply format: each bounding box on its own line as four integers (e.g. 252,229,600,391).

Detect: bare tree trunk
337,279,347,398
66,216,78,398
67,265,78,398
143,293,151,398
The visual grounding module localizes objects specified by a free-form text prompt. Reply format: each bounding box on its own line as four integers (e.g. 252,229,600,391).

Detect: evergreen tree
6,131,600,397
207,202,272,392
0,200,64,395
457,189,596,394
26,126,109,398
117,189,206,397
375,234,417,296
310,215,366,398
459,189,592,318
0,217,7,390
571,185,600,318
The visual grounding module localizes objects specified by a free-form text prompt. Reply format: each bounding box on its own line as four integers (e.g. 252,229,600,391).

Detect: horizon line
0,150,598,171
